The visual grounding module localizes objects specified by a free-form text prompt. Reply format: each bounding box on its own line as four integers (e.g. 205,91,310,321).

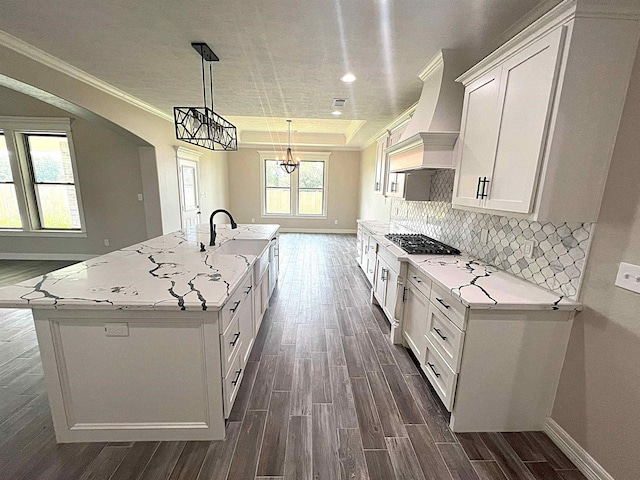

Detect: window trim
259,150,330,218
0,116,86,236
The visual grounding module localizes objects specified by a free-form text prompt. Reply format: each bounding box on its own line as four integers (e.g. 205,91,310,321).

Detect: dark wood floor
0,260,77,288
0,234,586,480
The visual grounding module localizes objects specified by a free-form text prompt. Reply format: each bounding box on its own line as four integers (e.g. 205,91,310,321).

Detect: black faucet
209,209,238,246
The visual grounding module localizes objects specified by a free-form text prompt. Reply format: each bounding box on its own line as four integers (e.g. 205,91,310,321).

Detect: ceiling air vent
332,98,347,108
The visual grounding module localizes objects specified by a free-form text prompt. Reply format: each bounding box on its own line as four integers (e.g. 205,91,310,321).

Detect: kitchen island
0,223,279,443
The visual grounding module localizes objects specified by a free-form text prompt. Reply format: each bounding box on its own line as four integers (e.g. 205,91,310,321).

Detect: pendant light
279,120,299,174
174,43,238,151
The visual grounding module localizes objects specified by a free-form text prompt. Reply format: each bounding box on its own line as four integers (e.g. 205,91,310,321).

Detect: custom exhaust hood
387,50,465,172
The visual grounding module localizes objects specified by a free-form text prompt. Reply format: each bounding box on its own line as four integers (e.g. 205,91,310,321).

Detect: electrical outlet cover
105,323,129,337
615,262,640,294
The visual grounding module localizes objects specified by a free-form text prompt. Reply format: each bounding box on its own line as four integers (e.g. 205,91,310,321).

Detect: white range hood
387,50,465,172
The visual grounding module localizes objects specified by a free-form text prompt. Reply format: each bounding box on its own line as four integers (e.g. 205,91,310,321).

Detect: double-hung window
261,151,329,217
0,117,84,234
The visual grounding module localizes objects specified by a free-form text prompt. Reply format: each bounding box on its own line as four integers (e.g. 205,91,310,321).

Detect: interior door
452,67,501,208
178,158,201,228
484,27,565,213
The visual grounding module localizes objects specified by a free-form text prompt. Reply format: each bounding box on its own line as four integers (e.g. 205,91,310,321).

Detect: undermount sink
213,239,269,257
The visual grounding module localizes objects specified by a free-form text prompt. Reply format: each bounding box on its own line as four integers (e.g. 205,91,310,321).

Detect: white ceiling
0,0,553,147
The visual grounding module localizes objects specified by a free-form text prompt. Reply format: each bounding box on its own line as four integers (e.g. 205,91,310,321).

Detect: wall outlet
251,218,255,223
103,239,110,247
480,228,488,245
523,240,537,259
334,220,338,225
105,323,129,337
137,193,143,201
615,262,640,294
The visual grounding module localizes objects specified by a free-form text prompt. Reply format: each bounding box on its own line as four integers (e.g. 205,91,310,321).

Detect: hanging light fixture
174,43,238,151
279,119,299,174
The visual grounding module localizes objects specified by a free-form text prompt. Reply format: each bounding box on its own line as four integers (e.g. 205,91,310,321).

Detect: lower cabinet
398,266,573,432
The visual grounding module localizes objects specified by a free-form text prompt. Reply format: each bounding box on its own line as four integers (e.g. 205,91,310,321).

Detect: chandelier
279,120,299,174
174,43,237,151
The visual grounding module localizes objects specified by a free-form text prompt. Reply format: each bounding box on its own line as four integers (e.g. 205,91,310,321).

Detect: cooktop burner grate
385,233,460,255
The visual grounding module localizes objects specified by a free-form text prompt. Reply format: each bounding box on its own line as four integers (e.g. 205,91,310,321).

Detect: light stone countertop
0,224,279,311
358,220,581,311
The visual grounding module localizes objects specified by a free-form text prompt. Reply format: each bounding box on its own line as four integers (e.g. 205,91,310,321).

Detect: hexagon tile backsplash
391,170,592,300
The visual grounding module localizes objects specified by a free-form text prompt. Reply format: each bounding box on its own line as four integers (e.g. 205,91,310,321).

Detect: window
260,151,329,217
0,117,84,234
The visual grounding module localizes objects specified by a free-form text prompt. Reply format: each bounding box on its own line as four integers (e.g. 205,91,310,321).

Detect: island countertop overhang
0,223,280,312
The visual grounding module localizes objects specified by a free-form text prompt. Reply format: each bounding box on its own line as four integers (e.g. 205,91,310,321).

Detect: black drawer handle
436,297,450,309
231,368,243,385
229,300,241,313
433,327,447,341
412,276,422,284
230,332,241,347
427,362,441,378
244,286,252,295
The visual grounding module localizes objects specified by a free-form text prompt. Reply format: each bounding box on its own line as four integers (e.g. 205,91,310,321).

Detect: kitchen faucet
209,209,238,246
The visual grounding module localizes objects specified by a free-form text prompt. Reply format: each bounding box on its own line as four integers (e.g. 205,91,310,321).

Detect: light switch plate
615,262,640,294
105,323,129,337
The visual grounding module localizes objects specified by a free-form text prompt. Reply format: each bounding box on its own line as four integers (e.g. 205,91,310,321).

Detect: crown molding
418,50,445,81
0,29,173,123
363,102,419,150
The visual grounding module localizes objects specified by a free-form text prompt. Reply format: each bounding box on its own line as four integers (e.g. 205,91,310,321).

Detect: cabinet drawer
221,316,242,375
425,303,465,372
223,352,244,418
220,273,252,334
430,283,467,331
378,244,400,274
423,339,458,411
407,265,431,299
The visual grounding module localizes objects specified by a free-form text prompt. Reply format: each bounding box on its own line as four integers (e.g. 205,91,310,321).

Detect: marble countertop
0,224,279,312
358,220,581,311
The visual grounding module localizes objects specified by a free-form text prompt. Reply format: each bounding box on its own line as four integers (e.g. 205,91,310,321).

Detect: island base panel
33,309,225,443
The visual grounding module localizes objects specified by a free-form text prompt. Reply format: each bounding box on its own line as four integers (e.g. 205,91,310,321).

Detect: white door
452,67,502,208
484,27,565,213
178,158,201,228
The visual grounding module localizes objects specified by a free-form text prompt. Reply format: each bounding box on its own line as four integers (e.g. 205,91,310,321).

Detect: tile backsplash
391,170,592,299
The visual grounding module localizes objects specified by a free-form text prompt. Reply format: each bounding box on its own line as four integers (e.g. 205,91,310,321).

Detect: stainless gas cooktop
385,233,460,255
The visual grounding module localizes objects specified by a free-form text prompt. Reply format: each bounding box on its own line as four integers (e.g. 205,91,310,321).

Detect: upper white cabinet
373,135,387,195
453,0,640,222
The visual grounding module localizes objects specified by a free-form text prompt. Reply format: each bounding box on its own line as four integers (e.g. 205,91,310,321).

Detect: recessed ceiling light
331,110,342,116
341,73,356,83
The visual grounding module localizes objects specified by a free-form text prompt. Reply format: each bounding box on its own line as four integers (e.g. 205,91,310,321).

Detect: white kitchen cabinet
453,1,640,222
373,255,399,322
452,67,501,208
373,135,388,195
454,28,564,213
401,277,430,363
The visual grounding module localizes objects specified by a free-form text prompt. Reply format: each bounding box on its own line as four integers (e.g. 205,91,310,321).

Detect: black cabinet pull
229,300,241,313
230,332,240,347
244,286,252,295
436,297,450,309
480,177,489,199
427,362,441,378
433,327,447,341
476,177,482,199
231,368,243,385
412,275,422,284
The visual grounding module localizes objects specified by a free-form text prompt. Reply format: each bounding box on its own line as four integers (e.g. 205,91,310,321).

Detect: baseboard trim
279,228,357,234
0,253,95,261
544,418,614,480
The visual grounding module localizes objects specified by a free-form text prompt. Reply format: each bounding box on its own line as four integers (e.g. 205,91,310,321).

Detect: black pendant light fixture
174,43,238,151
279,119,299,174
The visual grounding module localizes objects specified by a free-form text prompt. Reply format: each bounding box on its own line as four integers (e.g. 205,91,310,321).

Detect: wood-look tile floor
0,234,586,480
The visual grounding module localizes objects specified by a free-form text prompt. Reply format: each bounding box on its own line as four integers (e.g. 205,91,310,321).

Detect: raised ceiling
0,0,554,147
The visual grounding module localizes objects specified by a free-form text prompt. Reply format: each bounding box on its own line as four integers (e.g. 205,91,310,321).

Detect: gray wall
0,86,148,255
551,46,640,480
228,147,360,231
